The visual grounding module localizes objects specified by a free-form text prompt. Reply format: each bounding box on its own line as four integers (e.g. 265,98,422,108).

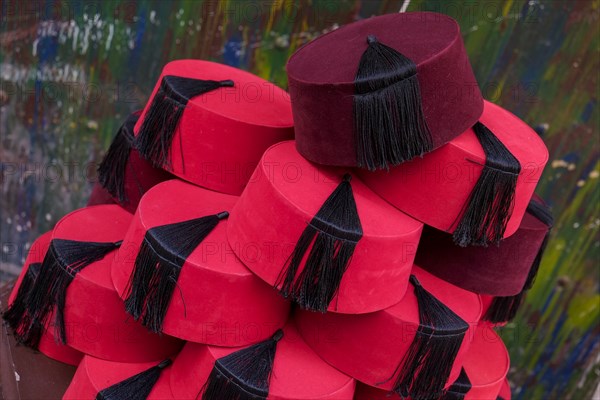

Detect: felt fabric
111,179,290,346
499,379,512,400
357,100,549,238
226,141,423,314
294,266,482,391
7,231,83,366
287,12,483,167
168,323,355,400
87,183,118,208
415,209,550,296
353,325,509,400
63,355,174,399
134,60,295,195
53,205,182,362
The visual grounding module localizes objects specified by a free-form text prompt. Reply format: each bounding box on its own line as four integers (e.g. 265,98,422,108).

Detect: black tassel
354,35,432,171
440,368,471,400
14,239,121,347
135,76,234,169
124,212,229,333
275,174,363,312
96,359,172,400
97,112,139,203
3,263,41,331
201,329,283,400
453,122,522,247
392,275,469,400
484,199,553,323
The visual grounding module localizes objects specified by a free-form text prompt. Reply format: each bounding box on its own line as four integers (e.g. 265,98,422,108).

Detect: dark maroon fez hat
287,12,483,170
414,197,552,297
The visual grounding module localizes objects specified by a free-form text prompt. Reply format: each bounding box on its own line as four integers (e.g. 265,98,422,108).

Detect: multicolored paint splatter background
1,0,598,398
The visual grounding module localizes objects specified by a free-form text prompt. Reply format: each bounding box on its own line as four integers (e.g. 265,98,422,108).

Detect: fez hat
295,266,482,399
287,12,483,170
168,322,355,400
63,355,173,400
132,60,294,195
353,325,510,400
111,179,290,345
5,204,182,362
96,111,174,213
4,231,83,366
227,141,423,314
358,100,549,247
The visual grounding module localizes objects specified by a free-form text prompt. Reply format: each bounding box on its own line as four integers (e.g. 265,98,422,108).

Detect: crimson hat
6,204,182,362
169,322,355,399
4,231,83,366
353,325,509,400
96,111,174,213
357,100,549,247
227,141,423,314
132,60,294,195
63,355,173,400
287,12,483,170
499,379,512,400
295,266,482,399
111,179,290,346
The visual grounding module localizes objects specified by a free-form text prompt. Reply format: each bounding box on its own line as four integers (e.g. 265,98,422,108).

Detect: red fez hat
415,198,553,298
87,183,118,208
64,355,173,400
6,205,182,362
295,266,481,399
227,141,423,314
357,100,549,247
169,323,355,399
499,379,512,400
353,325,509,400
132,60,294,194
4,231,83,366
111,179,290,345
287,12,483,170
96,111,174,213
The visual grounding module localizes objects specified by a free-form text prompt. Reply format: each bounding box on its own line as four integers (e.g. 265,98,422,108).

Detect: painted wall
0,1,598,398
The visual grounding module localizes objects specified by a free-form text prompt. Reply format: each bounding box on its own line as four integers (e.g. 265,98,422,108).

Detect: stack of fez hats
3,11,551,400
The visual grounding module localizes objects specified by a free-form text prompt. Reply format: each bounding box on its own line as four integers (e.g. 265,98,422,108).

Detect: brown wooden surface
0,282,77,400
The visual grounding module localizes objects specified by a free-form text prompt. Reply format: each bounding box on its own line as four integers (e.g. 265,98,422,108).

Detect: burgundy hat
227,141,423,314
111,179,290,346
287,12,483,170
64,355,173,400
132,60,294,195
415,198,553,296
354,325,510,400
358,100,549,247
295,266,482,399
168,322,355,399
6,205,182,362
4,231,83,366
96,111,174,213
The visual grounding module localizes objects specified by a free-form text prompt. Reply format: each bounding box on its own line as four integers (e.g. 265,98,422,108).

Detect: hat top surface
287,12,459,85
138,179,250,276
208,323,354,398
162,59,293,128
389,266,482,324
463,326,510,387
450,101,549,168
52,205,131,289
262,141,423,237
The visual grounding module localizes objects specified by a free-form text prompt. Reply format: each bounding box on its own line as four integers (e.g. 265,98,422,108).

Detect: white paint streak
400,0,411,13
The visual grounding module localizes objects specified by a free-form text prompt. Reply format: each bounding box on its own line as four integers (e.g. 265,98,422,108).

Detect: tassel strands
275,174,363,312
124,212,229,333
453,122,521,247
354,35,432,170
11,239,121,347
440,368,472,400
96,359,172,400
2,263,41,333
201,329,284,400
135,76,234,169
391,275,469,400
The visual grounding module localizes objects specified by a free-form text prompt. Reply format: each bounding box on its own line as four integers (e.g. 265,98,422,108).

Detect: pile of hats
3,12,551,400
